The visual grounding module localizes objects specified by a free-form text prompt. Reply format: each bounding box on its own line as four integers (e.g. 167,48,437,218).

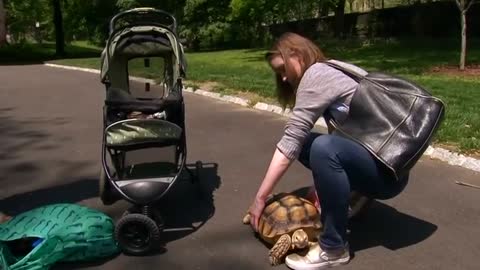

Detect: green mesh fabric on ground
106,119,182,146
0,204,119,270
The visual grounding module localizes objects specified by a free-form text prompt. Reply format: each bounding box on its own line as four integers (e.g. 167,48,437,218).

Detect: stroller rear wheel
99,169,118,205
348,191,372,219
115,213,161,255
193,161,209,199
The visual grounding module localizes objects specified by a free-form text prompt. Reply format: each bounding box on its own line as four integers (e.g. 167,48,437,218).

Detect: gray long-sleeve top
276,60,368,160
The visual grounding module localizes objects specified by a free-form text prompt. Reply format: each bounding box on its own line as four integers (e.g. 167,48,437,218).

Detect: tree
0,0,6,45
318,0,331,16
116,0,139,10
347,0,355,12
455,0,476,70
334,0,346,38
52,0,64,55
5,0,51,44
182,0,231,50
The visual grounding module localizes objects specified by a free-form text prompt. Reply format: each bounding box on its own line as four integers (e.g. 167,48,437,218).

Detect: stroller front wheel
115,213,161,255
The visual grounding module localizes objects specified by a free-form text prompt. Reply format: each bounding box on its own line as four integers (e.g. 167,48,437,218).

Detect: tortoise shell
258,193,321,242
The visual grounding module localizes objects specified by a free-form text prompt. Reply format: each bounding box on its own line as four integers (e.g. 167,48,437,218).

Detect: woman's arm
256,148,293,200
250,148,293,230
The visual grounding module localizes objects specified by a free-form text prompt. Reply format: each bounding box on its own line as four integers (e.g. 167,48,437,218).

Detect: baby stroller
98,8,200,255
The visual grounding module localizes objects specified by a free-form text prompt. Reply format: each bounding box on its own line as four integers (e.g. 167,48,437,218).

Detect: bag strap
323,60,366,83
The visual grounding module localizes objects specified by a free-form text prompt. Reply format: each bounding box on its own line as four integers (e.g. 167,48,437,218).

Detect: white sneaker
285,243,350,270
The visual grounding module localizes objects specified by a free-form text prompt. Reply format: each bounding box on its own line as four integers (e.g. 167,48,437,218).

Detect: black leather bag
325,62,446,180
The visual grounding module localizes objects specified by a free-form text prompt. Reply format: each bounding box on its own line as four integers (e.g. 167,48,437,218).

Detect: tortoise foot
269,234,292,266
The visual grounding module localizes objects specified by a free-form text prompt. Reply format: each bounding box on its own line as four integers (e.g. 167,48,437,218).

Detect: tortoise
242,193,322,266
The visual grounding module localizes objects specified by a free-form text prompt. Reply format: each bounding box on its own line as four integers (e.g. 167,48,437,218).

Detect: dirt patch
230,91,278,105
184,80,279,106
428,64,480,78
184,80,223,91
198,81,222,91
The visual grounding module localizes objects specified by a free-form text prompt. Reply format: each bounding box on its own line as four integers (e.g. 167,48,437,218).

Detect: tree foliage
5,0,51,43
181,0,231,50
1,0,474,52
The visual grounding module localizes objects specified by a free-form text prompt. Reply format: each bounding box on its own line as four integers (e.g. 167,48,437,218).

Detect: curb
43,63,480,174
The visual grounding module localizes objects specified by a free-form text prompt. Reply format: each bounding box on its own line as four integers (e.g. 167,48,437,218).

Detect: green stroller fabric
106,119,182,147
0,204,119,270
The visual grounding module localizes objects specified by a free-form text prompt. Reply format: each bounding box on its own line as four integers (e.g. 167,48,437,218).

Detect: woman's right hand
251,148,293,229
248,196,266,232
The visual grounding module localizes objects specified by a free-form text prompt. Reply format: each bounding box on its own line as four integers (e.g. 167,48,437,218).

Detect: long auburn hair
266,32,327,109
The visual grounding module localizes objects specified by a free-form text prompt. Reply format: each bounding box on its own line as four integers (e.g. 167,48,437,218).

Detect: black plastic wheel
115,213,161,255
122,207,165,230
99,169,117,205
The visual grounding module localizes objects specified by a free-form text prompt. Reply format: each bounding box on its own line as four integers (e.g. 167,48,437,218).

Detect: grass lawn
3,39,479,155
0,41,100,63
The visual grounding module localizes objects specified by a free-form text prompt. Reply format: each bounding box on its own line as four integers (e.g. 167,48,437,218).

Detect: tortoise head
242,213,251,224
291,229,309,249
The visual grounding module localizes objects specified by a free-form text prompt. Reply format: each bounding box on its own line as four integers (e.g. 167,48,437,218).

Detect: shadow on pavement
288,186,437,254
54,253,121,270
153,162,221,244
0,108,98,215
54,162,221,269
348,200,438,252
3,162,221,269
0,178,99,216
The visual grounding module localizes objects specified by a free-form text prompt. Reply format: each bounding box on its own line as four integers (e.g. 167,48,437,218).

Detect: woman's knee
298,132,323,169
309,135,339,166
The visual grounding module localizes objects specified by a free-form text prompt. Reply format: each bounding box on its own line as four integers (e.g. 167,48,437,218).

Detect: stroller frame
98,7,200,255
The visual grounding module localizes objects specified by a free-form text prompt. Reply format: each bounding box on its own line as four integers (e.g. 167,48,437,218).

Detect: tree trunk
456,0,475,70
318,1,330,17
348,0,354,12
52,0,65,56
460,10,467,70
0,0,6,46
334,0,346,38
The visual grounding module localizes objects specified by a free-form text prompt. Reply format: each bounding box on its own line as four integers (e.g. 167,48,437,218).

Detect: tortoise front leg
269,234,292,266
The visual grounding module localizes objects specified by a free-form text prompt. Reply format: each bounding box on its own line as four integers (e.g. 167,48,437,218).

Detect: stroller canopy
100,8,186,94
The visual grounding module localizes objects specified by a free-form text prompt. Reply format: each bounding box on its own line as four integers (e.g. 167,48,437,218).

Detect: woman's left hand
249,196,266,232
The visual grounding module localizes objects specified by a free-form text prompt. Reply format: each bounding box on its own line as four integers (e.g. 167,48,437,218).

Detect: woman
248,32,408,270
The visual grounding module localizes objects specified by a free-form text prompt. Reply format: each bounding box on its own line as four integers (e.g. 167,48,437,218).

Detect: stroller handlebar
109,8,177,35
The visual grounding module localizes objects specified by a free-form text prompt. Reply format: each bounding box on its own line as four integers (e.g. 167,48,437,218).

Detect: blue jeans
298,133,409,251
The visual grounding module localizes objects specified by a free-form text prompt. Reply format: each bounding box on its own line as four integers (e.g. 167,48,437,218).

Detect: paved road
0,65,479,270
